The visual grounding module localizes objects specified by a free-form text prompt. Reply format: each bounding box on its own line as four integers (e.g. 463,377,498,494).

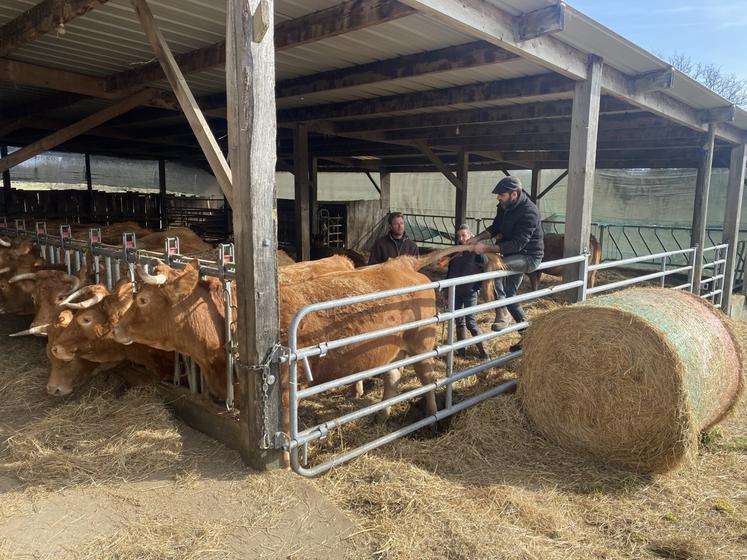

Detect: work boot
491,306,511,332
455,326,467,357
509,333,524,353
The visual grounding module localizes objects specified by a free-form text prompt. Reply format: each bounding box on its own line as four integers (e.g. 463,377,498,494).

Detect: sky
568,0,747,79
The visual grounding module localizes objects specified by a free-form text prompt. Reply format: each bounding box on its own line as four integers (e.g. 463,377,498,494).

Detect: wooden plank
0,88,154,174
276,40,517,99
691,124,717,293
278,73,575,123
400,0,745,144
701,105,737,124
513,3,565,41
0,145,11,194
414,141,463,189
275,0,415,49
0,0,109,58
226,0,283,470
318,155,380,172
455,149,468,227
130,0,233,207
721,143,747,311
294,124,311,261
537,170,567,199
562,55,603,301
380,172,391,210
631,68,674,95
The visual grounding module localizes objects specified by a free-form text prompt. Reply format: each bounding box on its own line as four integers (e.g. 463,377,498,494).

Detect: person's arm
466,229,493,245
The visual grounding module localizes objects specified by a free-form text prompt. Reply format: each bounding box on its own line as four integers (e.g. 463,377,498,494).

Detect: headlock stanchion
0,217,732,477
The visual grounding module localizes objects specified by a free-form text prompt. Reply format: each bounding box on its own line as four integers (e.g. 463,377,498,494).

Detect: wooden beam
691,124,717,293
513,3,565,41
0,88,154,173
537,169,567,199
276,40,517,99
275,0,415,49
0,92,87,137
630,67,674,95
721,143,747,311
158,158,167,228
279,73,575,123
399,0,745,144
84,152,93,216
700,105,737,124
318,155,381,172
310,156,319,236
0,0,109,58
294,124,311,261
380,171,391,210
530,164,540,204
414,141,463,189
1,145,11,193
455,149,468,227
331,97,637,134
563,55,603,302
130,0,233,207
226,0,283,470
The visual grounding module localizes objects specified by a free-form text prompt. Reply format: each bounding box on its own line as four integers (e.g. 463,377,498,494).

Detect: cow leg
413,359,438,417
375,368,402,423
349,380,365,398
527,271,541,291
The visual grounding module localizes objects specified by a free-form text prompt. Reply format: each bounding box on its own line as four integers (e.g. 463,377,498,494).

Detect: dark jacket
447,251,488,296
487,190,543,258
368,233,419,265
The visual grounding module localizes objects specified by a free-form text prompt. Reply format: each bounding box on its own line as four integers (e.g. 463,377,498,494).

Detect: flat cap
492,176,522,195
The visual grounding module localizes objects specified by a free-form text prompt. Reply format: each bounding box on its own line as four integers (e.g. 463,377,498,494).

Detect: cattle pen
1,1,747,557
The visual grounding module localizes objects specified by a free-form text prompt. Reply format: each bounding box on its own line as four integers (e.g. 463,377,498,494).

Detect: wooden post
455,149,468,228
226,0,283,471
0,144,11,214
721,143,747,312
380,172,391,211
310,156,319,236
84,153,93,219
158,158,167,229
530,164,541,207
562,55,603,302
690,124,716,295
294,123,311,261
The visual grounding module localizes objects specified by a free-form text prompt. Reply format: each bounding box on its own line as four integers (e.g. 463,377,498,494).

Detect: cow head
6,269,83,335
50,282,129,362
113,259,202,351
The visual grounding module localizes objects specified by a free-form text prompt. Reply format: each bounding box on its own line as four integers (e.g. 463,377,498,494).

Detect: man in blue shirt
468,176,544,332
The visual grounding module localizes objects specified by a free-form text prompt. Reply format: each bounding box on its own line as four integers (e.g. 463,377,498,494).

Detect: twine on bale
518,288,743,474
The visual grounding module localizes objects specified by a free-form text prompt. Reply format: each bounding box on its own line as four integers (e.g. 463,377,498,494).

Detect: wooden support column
294,124,311,260
563,55,603,301
131,0,233,207
227,0,283,470
455,149,468,228
530,164,541,207
721,143,746,311
158,158,167,229
84,153,93,218
310,156,319,236
690,124,716,294
380,172,391,211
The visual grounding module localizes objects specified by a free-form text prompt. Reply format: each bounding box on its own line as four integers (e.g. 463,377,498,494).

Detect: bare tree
663,51,747,107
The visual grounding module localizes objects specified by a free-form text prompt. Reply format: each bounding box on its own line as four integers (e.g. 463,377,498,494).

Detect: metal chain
258,343,283,449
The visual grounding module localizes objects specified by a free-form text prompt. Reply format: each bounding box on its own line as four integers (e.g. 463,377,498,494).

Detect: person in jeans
368,212,419,265
468,176,544,335
446,225,490,359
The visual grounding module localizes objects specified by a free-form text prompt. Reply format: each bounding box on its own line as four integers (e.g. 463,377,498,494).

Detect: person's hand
473,243,486,254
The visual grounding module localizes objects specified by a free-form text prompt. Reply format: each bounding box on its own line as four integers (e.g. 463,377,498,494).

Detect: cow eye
137,296,148,307
78,315,92,326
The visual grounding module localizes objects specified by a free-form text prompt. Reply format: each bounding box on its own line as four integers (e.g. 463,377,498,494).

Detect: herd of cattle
0,222,487,435
0,220,600,436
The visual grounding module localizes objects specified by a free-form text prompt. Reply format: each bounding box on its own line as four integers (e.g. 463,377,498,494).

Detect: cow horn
9,324,49,337
0,267,10,275
8,272,39,283
63,292,106,310
0,238,10,247
60,285,94,306
137,264,167,285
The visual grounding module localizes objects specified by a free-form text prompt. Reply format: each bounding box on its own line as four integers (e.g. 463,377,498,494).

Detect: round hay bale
517,287,743,473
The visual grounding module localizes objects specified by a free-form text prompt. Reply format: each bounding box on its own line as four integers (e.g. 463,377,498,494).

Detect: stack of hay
518,288,743,473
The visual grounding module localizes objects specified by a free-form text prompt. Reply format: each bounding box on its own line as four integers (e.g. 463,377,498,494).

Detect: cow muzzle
112,325,133,345
47,382,72,397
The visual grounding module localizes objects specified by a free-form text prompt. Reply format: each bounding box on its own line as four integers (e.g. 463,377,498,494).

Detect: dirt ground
1,267,745,560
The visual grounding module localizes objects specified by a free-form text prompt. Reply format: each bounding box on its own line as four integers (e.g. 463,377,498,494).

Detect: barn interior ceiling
0,0,744,176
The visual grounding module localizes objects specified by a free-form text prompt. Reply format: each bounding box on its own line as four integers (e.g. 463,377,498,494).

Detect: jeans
454,291,479,334
494,254,542,323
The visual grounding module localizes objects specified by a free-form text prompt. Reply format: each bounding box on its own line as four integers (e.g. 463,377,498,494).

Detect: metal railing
281,239,727,476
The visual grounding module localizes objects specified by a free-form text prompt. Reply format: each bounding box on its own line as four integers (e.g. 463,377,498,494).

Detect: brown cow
46,281,175,396
137,227,213,255
526,233,602,290
112,247,489,430
51,256,354,397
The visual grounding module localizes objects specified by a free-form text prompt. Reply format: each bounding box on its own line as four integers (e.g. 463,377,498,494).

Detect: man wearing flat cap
468,176,544,333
